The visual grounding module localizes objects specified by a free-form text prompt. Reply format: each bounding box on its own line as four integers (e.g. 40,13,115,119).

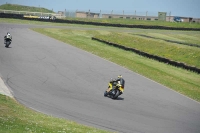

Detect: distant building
76,11,100,18
158,12,167,21
102,13,197,23
58,11,64,16
102,14,158,21
192,18,200,23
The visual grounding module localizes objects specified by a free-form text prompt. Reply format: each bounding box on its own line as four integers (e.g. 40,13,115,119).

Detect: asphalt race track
0,23,200,133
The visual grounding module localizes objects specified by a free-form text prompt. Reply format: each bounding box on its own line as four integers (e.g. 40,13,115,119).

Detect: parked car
174,17,183,22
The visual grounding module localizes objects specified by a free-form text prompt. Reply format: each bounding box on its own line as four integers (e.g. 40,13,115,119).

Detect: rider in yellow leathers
106,75,125,96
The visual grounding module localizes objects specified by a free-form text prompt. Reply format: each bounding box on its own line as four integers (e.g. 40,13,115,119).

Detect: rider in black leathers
4,32,12,44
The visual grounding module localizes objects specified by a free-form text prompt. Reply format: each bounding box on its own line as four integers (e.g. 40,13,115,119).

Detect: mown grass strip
22,18,200,31
132,32,200,45
64,18,200,29
32,28,200,102
92,37,200,74
0,18,121,30
0,94,111,133
135,34,200,48
94,32,200,68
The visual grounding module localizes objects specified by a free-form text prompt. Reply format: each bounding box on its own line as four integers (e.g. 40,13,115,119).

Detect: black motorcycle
4,38,12,48
104,81,122,99
4,36,12,48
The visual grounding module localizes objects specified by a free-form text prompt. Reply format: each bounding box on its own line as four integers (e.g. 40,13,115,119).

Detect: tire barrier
92,37,200,74
137,34,200,48
0,13,23,18
1,13,200,31
0,13,56,21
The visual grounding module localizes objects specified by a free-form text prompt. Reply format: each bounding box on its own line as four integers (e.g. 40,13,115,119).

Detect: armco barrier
92,37,200,74
1,13,200,31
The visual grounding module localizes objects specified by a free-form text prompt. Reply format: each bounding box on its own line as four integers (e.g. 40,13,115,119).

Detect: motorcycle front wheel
104,91,108,97
112,89,120,99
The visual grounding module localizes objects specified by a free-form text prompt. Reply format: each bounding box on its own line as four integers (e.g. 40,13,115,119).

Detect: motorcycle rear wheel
5,41,10,47
109,89,120,99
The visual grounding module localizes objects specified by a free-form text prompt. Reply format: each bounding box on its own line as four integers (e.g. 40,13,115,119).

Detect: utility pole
39,5,42,16
135,10,136,19
110,10,113,19
146,11,148,20
88,9,90,18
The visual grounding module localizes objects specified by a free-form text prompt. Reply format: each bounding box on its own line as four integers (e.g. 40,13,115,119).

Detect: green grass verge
133,32,200,46
0,94,111,133
0,18,120,30
94,32,200,68
64,18,200,28
0,4,54,13
32,28,200,102
0,18,77,26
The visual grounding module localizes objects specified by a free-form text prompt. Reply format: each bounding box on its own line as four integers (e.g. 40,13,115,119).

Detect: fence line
64,9,168,18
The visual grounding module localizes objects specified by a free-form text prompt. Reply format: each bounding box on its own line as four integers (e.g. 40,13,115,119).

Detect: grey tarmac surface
0,23,200,133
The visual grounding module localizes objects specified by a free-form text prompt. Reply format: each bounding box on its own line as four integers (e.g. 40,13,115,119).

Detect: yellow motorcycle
104,80,124,99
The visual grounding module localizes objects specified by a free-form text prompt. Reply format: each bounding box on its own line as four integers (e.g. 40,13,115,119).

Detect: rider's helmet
7,32,10,36
118,75,122,79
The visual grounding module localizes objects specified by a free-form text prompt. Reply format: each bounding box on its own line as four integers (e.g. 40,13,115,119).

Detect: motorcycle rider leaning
4,32,12,43
106,75,125,95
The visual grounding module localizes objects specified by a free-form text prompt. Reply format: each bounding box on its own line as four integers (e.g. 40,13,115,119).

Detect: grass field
134,32,200,45
0,18,121,29
0,94,110,133
64,17,200,28
0,4,54,13
0,18,200,133
94,32,200,68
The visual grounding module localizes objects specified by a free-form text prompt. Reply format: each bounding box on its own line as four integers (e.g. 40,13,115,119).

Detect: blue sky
0,0,200,18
